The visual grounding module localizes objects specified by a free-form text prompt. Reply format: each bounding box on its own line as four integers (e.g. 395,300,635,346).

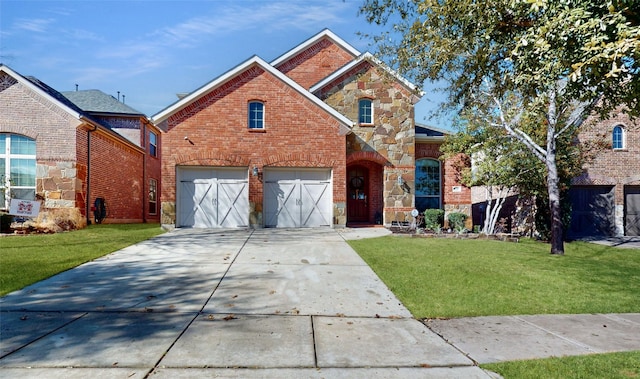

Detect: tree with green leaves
360,0,639,254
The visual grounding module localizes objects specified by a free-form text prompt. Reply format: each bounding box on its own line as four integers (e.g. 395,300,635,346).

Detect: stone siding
318,62,416,225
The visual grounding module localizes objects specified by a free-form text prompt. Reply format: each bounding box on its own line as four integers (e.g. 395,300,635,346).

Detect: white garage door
264,168,332,228
177,167,249,228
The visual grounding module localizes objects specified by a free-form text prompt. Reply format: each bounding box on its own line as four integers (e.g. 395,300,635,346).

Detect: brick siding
1,71,159,224
161,66,346,226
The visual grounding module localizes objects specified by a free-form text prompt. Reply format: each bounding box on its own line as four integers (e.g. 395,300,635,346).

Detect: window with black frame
415,158,441,212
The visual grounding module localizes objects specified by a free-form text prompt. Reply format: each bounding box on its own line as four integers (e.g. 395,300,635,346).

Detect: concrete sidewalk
426,313,640,364
1,228,638,378
1,228,491,378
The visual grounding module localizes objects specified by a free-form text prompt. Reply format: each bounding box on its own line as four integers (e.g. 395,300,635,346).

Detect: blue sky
1,0,451,129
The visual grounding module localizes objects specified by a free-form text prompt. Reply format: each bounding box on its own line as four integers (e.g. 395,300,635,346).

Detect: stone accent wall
318,61,416,225
36,161,79,208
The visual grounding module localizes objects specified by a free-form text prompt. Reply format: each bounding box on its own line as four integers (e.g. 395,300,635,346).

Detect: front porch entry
347,165,369,222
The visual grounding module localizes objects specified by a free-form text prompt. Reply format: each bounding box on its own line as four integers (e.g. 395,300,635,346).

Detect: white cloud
14,18,55,33
102,1,352,58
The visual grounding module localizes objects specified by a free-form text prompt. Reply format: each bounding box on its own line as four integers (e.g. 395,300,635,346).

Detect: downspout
142,119,147,223
85,123,97,225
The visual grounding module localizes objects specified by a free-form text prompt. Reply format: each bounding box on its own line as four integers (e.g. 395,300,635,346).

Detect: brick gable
275,38,355,89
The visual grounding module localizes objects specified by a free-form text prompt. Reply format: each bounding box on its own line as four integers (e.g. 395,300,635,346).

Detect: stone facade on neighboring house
0,65,161,224
571,110,640,237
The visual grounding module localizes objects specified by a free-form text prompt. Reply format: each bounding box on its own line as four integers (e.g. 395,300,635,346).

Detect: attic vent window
248,101,265,129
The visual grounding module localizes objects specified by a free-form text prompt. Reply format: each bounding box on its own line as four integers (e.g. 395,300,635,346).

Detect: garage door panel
300,182,331,227
177,167,248,228
178,182,197,227
264,169,332,228
265,182,298,228
569,186,615,237
218,182,249,227
626,187,640,236
193,181,218,228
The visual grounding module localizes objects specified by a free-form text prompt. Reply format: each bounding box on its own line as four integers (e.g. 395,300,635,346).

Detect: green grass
349,236,640,378
0,223,165,296
481,351,640,379
348,236,640,319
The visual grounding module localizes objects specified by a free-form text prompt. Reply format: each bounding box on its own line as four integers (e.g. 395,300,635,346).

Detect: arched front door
347,165,369,222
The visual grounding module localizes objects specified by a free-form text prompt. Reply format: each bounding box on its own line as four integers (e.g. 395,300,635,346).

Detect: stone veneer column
36,161,79,208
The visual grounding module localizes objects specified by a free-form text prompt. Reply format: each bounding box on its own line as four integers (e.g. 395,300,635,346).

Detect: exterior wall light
252,166,259,177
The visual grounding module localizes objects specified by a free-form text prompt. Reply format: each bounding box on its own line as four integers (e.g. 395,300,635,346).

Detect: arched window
0,134,36,210
612,125,625,149
248,101,265,129
358,98,373,125
415,158,441,212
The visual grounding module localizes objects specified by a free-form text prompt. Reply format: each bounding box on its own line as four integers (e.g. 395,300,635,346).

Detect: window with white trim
248,101,264,129
358,98,373,125
612,125,625,149
0,134,36,210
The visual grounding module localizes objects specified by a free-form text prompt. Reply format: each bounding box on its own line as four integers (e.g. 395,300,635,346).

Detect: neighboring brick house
0,64,161,224
152,29,471,228
570,111,640,237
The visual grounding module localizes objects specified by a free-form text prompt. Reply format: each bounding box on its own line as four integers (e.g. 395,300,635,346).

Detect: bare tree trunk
546,92,565,255
482,186,508,234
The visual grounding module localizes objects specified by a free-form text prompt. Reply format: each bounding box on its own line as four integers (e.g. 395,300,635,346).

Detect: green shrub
423,209,444,232
448,212,468,231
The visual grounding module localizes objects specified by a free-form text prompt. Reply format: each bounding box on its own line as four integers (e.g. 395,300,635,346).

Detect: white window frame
248,101,265,129
358,98,373,125
612,125,625,150
0,134,37,210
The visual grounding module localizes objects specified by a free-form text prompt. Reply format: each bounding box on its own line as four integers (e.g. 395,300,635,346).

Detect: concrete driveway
0,228,492,378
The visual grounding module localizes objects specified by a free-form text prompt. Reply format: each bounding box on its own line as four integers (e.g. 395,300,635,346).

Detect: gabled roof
416,122,450,142
151,55,354,131
270,28,361,68
1,64,84,120
0,64,144,151
309,52,420,97
62,90,144,116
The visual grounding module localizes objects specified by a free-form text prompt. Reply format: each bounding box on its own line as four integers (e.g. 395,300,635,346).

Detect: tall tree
360,0,639,254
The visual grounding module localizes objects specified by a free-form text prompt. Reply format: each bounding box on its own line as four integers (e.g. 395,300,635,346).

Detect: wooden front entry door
347,166,369,222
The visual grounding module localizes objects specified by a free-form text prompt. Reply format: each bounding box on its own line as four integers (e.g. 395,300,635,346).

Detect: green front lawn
348,236,640,318
348,236,640,379
482,351,640,379
0,223,164,296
